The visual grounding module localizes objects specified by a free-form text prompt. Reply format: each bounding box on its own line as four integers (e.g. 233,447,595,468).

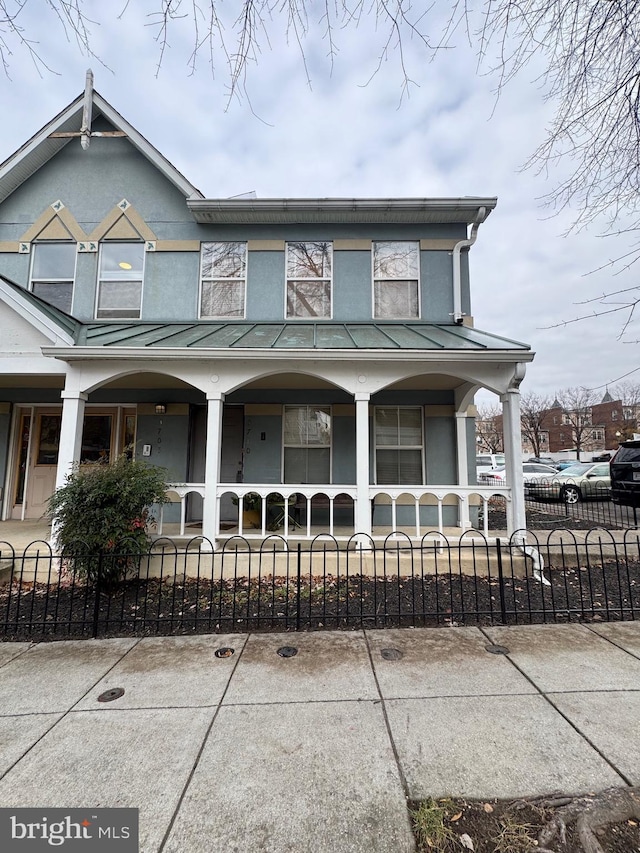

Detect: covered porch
32,321,533,549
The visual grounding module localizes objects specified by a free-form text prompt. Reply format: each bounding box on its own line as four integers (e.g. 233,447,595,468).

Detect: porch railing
159,483,512,539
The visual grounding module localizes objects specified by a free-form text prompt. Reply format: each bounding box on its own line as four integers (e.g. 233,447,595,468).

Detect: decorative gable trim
0,91,204,206
88,200,156,242
19,201,86,245
0,277,75,346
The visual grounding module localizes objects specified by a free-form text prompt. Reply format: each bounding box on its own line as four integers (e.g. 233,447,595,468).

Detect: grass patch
411,798,458,852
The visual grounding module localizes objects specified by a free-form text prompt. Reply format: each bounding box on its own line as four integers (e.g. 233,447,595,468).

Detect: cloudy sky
1,1,638,403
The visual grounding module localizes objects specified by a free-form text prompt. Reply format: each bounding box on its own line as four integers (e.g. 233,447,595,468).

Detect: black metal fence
522,479,637,530
2,530,639,640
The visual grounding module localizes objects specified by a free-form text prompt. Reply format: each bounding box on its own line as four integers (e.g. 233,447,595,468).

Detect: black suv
610,440,640,507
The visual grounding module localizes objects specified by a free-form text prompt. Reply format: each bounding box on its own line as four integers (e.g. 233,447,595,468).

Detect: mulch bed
410,793,640,853
2,556,639,640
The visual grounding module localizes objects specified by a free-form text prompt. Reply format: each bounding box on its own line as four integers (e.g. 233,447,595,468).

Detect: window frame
285,241,333,320
374,405,425,485
29,241,77,314
95,241,145,320
372,240,421,320
282,404,332,484
199,241,248,320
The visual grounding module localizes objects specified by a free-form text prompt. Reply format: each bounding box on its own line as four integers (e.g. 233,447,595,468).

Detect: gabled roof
0,276,78,345
0,91,204,205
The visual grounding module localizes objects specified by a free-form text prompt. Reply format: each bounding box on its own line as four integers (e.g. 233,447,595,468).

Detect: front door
22,410,61,519
12,407,136,519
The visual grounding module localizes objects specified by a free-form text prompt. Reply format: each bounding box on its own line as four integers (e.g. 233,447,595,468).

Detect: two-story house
0,82,533,546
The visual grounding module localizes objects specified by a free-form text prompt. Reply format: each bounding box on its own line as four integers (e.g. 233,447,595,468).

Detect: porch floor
0,519,506,553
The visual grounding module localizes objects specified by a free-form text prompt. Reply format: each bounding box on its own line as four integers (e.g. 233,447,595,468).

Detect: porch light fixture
155,404,166,415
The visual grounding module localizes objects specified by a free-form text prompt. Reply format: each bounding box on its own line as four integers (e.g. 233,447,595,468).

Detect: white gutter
40,346,534,363
452,206,487,324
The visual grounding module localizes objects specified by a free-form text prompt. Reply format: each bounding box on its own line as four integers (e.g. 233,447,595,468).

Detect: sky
1,1,638,405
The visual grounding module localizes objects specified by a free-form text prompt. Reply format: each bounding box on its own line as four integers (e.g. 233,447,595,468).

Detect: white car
478,462,558,485
476,453,506,476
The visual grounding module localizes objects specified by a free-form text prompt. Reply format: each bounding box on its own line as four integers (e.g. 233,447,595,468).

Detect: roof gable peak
0,80,203,205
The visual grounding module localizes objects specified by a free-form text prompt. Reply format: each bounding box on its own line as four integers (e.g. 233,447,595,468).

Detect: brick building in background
480,391,640,461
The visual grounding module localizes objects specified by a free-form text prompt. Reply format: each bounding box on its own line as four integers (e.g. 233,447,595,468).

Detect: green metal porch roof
76,322,530,351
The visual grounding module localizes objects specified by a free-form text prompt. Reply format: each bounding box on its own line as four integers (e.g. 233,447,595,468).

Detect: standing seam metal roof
77,322,530,351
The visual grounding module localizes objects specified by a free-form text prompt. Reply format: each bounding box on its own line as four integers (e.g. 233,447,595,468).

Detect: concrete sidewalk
1,623,639,852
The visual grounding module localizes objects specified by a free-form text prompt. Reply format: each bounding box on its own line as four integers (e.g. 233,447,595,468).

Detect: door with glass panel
21,410,62,518
16,408,136,519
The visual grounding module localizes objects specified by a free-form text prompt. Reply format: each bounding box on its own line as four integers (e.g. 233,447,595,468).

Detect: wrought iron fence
524,479,637,530
1,530,639,640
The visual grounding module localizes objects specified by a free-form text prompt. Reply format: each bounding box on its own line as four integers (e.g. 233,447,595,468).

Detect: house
0,77,533,546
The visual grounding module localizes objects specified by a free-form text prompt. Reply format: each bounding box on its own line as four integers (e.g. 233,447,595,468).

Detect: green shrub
48,455,170,584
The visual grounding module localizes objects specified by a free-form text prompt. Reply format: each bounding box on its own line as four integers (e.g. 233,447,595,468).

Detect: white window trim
373,405,425,485
199,241,248,320
29,241,78,315
281,404,333,484
95,241,145,321
371,240,421,320
284,241,333,320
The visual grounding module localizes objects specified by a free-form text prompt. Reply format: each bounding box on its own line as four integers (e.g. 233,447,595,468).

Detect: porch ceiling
72,322,530,352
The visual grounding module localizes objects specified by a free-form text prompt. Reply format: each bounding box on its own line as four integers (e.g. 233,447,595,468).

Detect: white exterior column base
354,392,372,543
455,411,472,529
502,389,526,542
202,394,223,549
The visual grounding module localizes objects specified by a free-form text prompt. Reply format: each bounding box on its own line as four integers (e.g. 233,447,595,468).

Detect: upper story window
286,242,332,318
30,243,76,314
200,241,247,318
373,241,420,319
96,242,144,319
375,407,424,484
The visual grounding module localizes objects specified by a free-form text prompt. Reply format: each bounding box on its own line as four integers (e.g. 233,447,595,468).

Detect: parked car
525,462,611,504
554,460,576,471
479,462,558,485
476,453,505,476
527,456,558,467
610,440,640,508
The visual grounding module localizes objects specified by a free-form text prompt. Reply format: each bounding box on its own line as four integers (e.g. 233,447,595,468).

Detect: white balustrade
159,482,511,541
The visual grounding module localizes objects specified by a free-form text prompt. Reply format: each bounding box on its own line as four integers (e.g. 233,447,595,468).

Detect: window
97,243,144,319
283,406,331,483
286,242,332,318
375,407,424,484
30,243,76,313
612,410,618,420
200,242,247,318
592,429,604,441
373,241,420,319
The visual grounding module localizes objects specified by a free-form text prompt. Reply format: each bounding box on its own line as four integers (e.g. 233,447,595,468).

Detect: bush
48,455,170,584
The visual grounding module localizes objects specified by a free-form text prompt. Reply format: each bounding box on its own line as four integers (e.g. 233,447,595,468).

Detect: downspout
452,206,487,324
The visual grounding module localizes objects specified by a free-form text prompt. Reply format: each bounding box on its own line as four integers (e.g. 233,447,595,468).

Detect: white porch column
455,410,472,529
501,388,526,541
202,393,224,547
355,392,371,538
54,391,88,491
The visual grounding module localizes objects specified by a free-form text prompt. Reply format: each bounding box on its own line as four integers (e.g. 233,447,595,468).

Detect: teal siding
243,414,282,483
